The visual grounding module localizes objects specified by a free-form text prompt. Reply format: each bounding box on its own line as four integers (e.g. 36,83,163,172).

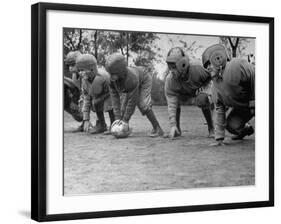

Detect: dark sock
146,110,161,130
202,107,214,131
96,111,106,126
108,110,115,125
176,107,181,131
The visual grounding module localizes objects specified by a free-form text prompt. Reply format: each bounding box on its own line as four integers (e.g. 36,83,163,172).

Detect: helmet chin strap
210,65,223,80
179,66,189,80
218,65,223,77
213,65,223,80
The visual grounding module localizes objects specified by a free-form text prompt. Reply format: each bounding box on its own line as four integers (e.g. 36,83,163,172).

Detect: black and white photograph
30,2,274,222
63,28,256,195
1,0,280,223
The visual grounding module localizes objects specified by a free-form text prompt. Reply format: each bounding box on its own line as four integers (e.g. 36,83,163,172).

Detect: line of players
64,44,255,145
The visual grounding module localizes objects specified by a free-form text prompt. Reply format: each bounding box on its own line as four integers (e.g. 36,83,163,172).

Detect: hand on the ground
83,120,92,132
168,126,181,139
114,119,122,125
122,120,129,126
115,119,129,127
111,120,129,132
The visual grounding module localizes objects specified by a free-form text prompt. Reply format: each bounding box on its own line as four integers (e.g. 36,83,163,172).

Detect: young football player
105,53,163,138
64,51,84,128
202,44,255,145
76,54,115,134
164,47,214,138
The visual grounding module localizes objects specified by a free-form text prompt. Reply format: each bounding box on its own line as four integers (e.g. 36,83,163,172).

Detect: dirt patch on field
64,106,255,195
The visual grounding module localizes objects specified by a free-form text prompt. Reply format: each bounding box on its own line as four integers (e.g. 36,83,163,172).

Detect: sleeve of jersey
165,76,179,127
93,78,110,105
214,98,226,140
120,94,128,118
241,61,255,107
109,83,122,120
249,64,255,107
197,65,211,84
122,76,139,122
249,66,255,109
81,79,92,121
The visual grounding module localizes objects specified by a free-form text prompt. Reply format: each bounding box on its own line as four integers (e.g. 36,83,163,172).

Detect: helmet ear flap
176,56,189,73
209,50,227,68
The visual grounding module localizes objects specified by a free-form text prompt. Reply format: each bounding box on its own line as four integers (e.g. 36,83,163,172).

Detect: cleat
149,127,164,138
89,120,107,134
232,126,254,140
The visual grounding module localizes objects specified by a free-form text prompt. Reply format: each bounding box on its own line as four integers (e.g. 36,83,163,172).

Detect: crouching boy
76,54,115,134
105,53,163,137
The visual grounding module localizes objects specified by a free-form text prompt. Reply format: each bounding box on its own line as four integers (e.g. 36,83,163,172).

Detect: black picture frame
31,2,274,222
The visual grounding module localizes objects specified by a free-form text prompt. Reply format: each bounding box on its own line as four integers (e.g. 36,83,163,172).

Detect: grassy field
63,105,255,195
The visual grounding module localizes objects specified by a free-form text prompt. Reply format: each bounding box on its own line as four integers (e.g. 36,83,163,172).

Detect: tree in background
130,33,166,105
166,35,203,61
63,28,167,105
63,28,83,52
63,29,159,66
179,40,203,61
219,37,250,59
64,30,254,106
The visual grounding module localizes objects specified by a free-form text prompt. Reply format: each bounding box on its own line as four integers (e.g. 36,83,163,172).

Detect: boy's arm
122,86,138,122
240,61,255,113
214,98,226,140
120,93,128,118
248,64,255,112
109,82,122,120
81,79,92,121
165,76,179,128
93,79,110,106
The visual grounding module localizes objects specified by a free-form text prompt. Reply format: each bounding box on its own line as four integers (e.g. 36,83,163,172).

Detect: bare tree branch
77,29,83,50
228,37,235,48
234,37,240,48
94,30,98,59
228,37,240,58
119,32,125,56
126,32,129,64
